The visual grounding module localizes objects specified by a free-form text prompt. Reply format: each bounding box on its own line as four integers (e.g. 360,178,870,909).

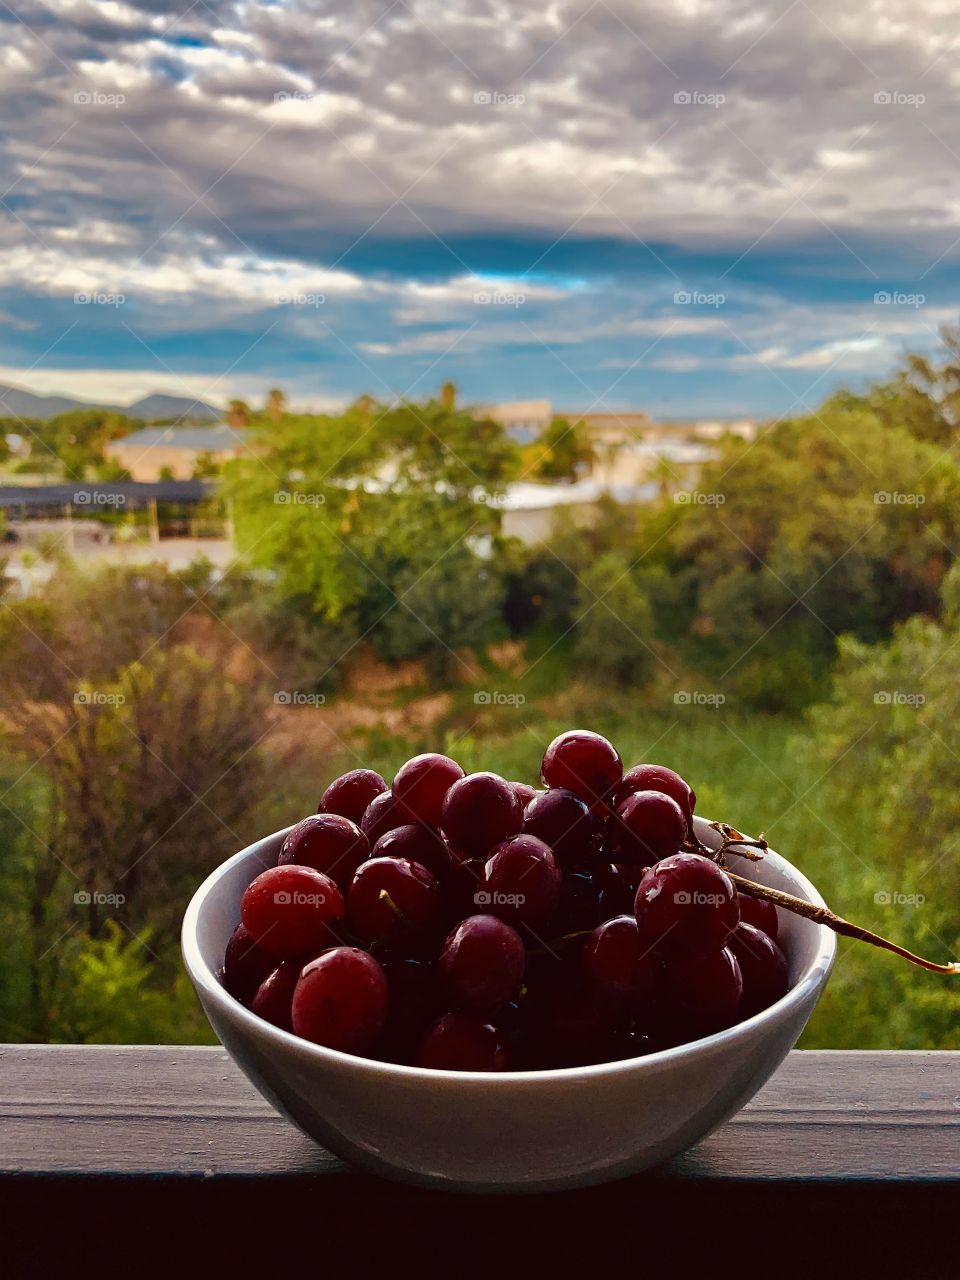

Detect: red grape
278,814,369,891
291,947,388,1053
511,781,540,807
440,771,523,859
553,870,604,935
440,856,485,928
582,914,659,1015
614,763,696,827
660,946,743,1041
221,923,277,1006
347,856,440,943
375,957,443,1063
533,979,617,1067
241,865,344,959
611,790,686,865
417,1013,510,1071
737,890,779,939
393,753,464,826
251,960,300,1032
360,789,404,845
522,787,598,868
320,768,387,824
371,823,451,880
596,861,636,918
480,833,561,929
728,922,789,1017
634,852,739,960
541,729,622,808
438,914,525,1012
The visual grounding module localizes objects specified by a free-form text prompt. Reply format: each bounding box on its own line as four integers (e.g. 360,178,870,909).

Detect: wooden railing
3,1046,957,1271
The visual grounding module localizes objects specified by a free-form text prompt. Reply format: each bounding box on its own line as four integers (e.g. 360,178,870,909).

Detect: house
105,424,248,481
496,479,659,544
480,400,553,443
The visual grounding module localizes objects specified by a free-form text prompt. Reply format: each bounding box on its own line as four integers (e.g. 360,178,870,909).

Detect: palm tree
266,388,286,425
439,380,457,410
227,400,251,429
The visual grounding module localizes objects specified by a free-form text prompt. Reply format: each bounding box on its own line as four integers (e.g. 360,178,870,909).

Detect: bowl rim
182,818,836,1084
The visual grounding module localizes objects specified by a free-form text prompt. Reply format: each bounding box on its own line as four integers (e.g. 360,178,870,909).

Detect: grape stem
377,888,411,929
727,870,960,975
698,822,768,862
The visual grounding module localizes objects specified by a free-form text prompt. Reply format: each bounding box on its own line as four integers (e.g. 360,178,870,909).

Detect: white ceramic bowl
182,817,835,1193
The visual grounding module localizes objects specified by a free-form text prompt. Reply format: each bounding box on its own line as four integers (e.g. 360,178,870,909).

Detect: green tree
375,549,505,682
843,322,960,447
223,395,519,636
36,408,136,476
0,563,271,1039
575,552,658,686
527,416,596,481
650,402,960,708
805,576,960,1046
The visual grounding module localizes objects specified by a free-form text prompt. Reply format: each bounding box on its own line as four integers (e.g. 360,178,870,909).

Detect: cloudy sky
1,0,958,414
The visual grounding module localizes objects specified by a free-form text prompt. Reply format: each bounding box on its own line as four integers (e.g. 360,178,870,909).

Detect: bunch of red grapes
220,730,789,1071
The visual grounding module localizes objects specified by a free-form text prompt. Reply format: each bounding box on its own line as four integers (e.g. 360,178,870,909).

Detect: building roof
108,424,245,452
492,479,660,510
0,480,214,510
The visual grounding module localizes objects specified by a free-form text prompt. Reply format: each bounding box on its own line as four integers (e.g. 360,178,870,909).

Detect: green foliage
575,552,657,686
525,416,596,481
803,609,960,1045
844,323,960,446
375,550,505,682
223,395,519,675
648,404,960,708
33,408,137,477
48,923,214,1044
0,562,272,1041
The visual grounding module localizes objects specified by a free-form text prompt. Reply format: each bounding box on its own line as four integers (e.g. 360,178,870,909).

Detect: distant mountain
0,386,89,420
125,394,220,422
0,384,221,423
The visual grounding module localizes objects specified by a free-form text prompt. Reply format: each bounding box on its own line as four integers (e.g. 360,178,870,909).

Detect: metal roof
108,424,245,452
0,480,215,510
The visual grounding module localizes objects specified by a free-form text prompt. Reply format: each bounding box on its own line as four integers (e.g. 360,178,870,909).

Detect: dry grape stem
728,870,960,975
